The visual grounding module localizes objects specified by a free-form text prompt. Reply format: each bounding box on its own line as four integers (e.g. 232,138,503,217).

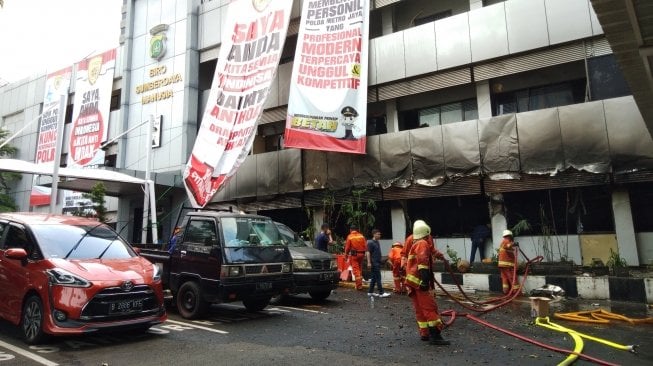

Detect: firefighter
405,220,450,346
400,220,435,269
344,225,367,290
498,229,520,294
387,241,405,293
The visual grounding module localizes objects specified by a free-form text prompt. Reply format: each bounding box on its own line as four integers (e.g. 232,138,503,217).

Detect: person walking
344,225,367,290
315,223,334,252
405,220,450,346
469,223,491,263
387,241,405,293
498,229,520,295
366,229,391,297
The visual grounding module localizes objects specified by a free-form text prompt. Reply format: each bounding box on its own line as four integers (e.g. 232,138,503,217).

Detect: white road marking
165,319,229,334
271,306,327,314
0,340,58,366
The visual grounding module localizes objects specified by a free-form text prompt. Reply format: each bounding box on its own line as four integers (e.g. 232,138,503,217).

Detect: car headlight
293,259,312,270
220,265,243,278
152,263,162,282
46,268,91,288
282,263,293,273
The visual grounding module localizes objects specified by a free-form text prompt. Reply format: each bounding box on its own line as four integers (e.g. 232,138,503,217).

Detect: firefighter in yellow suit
405,221,450,345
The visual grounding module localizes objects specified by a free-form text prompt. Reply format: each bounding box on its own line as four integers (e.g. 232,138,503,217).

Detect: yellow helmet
502,229,513,237
413,220,431,240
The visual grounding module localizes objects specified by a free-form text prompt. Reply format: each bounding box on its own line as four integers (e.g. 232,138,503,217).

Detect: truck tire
308,290,332,301
242,296,270,312
176,281,208,319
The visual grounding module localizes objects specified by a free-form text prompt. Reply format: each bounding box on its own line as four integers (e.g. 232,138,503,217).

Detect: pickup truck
274,222,339,301
133,210,293,319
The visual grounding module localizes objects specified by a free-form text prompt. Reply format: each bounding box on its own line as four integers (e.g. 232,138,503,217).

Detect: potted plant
606,248,629,277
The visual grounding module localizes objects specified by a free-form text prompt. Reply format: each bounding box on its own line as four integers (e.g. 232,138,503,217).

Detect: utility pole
49,95,66,213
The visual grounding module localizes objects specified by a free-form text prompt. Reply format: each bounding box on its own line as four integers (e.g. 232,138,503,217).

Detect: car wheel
242,296,270,312
176,281,207,319
308,290,331,301
22,295,46,344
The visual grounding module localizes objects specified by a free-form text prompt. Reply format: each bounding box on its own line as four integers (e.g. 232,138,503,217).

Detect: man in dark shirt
470,223,491,263
366,229,390,297
315,223,333,252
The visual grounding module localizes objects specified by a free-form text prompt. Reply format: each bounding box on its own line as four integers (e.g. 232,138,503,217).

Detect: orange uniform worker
498,229,520,294
401,220,435,268
344,225,367,290
405,220,450,346
387,242,405,293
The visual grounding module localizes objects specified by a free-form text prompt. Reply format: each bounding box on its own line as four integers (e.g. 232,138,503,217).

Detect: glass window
30,223,134,260
185,219,217,246
221,217,283,247
494,80,585,116
440,102,463,125
418,107,440,127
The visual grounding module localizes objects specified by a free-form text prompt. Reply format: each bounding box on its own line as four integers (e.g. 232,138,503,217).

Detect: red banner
183,0,293,207
284,0,370,154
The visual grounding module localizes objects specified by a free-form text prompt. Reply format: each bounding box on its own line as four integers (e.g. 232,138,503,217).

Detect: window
414,10,452,26
493,79,586,116
110,90,121,111
185,219,218,246
406,99,478,130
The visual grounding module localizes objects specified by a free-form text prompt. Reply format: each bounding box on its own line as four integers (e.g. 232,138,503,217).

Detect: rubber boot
428,327,450,346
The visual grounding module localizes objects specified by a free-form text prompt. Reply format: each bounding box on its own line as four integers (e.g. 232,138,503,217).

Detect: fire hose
432,247,620,365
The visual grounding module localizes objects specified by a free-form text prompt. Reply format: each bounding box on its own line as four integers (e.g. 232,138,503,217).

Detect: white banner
284,0,370,154
65,49,116,209
183,0,293,207
30,67,71,206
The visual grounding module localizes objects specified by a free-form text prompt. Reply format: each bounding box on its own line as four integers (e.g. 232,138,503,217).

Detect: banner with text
183,0,293,207
30,67,72,206
65,49,116,209
284,0,370,154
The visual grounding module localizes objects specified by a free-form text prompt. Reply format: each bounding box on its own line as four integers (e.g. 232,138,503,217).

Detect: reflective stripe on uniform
417,264,429,270
417,321,429,329
498,260,514,267
406,274,421,287
427,319,442,327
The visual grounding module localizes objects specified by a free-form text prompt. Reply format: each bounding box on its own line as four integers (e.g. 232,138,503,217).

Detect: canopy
0,158,147,196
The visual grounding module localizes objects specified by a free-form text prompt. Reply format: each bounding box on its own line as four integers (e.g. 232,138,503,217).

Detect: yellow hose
557,332,583,366
536,317,636,353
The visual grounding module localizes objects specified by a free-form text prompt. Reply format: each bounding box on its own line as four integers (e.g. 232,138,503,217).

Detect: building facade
1,0,652,267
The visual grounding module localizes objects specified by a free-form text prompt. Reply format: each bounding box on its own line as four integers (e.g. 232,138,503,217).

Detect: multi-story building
1,0,652,268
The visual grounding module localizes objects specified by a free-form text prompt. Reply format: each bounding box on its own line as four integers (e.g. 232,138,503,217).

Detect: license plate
319,273,332,281
109,299,143,313
256,282,272,290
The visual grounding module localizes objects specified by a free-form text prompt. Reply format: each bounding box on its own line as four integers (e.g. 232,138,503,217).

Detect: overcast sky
0,0,122,83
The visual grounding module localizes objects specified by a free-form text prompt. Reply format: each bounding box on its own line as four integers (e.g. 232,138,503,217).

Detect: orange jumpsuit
405,237,445,339
387,243,405,293
344,230,367,290
498,237,520,294
401,234,435,268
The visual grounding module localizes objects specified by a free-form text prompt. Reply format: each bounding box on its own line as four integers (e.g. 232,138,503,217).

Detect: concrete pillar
491,213,507,255
476,80,492,119
385,100,399,133
612,189,640,266
391,203,406,241
470,0,483,10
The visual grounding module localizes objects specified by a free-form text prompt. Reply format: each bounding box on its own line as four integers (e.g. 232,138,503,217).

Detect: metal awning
0,158,147,196
590,0,653,132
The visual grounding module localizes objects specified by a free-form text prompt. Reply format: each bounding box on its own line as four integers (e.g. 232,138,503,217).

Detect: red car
0,213,166,344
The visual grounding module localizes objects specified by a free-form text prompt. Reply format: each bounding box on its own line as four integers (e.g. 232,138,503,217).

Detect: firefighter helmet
502,229,513,237
413,220,431,240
